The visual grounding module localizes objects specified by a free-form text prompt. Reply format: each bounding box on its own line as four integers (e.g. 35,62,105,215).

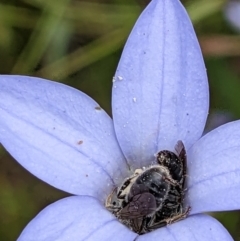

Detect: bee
105,140,190,234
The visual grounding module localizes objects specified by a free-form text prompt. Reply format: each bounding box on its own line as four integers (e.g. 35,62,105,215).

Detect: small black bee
105,140,190,234
142,141,191,233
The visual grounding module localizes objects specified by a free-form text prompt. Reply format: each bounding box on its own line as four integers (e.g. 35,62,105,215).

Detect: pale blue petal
136,214,233,241
112,0,208,168
187,120,240,214
0,76,128,199
18,196,137,241
224,0,240,32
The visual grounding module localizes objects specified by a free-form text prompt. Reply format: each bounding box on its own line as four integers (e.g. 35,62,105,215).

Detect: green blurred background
0,0,240,240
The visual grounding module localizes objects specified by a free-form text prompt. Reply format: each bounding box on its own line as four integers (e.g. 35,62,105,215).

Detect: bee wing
118,193,157,218
175,140,186,160
175,140,187,176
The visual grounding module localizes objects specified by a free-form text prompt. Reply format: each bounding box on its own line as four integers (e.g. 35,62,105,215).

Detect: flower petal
224,0,240,32
18,196,137,241
0,75,128,199
187,120,240,214
136,214,233,241
112,0,208,168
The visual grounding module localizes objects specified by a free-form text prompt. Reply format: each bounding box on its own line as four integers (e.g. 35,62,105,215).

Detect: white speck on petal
117,76,123,80
133,97,137,102
112,76,116,82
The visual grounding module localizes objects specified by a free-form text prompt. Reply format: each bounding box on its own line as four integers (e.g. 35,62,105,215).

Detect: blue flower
224,0,240,32
0,0,239,240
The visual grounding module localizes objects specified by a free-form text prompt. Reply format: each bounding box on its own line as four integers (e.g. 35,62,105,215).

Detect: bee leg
145,206,191,232
145,216,168,232
166,206,191,225
163,176,180,187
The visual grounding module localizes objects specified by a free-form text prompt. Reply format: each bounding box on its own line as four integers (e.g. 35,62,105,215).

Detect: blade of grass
0,4,37,29
36,27,130,80
11,0,71,74
187,0,226,23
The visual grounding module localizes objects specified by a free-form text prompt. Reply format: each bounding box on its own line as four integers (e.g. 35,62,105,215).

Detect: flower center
105,140,191,234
